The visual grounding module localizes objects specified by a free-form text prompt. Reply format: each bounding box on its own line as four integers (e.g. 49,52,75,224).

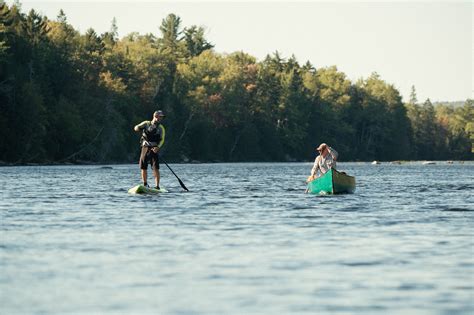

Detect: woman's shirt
311,147,338,177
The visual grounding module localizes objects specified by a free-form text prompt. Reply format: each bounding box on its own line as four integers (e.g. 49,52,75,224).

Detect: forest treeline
0,3,472,164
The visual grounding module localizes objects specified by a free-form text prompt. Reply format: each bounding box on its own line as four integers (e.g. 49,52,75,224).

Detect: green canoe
128,185,168,194
307,168,356,195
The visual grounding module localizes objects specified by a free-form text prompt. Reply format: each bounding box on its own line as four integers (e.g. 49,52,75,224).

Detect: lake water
1,162,473,314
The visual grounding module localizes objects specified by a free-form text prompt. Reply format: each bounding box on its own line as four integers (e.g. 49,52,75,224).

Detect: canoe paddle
161,157,189,191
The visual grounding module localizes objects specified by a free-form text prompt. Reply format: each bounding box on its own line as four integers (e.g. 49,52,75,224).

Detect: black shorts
139,146,160,170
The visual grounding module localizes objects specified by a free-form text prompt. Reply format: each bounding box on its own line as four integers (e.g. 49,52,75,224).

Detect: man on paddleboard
133,110,166,189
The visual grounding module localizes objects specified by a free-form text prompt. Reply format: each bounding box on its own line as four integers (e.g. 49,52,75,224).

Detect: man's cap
154,110,166,117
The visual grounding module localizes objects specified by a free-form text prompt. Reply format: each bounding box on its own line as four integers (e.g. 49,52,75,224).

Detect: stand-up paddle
161,157,189,191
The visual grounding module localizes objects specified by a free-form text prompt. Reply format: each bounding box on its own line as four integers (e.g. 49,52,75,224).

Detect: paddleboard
128,184,168,194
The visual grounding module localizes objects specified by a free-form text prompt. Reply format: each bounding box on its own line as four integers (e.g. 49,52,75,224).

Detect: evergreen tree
159,13,182,51
183,25,213,57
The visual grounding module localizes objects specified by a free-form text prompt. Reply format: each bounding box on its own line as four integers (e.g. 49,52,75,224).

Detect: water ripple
1,162,473,314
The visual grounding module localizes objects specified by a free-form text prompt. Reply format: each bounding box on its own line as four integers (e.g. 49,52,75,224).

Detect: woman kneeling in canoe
307,143,338,182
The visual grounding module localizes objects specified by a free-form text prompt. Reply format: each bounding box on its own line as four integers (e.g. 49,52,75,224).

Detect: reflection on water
0,162,473,314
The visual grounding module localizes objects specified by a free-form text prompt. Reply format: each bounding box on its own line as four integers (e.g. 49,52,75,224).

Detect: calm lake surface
1,162,473,314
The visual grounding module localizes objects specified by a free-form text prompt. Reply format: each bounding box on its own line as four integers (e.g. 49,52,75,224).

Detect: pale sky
8,0,473,102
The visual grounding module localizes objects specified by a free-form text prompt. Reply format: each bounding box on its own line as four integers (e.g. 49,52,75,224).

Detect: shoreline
0,160,470,167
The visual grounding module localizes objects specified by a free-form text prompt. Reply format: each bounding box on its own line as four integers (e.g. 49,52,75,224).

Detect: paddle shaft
142,145,189,191
160,157,189,191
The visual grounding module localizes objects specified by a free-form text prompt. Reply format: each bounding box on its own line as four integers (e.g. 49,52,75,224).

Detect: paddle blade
178,179,189,191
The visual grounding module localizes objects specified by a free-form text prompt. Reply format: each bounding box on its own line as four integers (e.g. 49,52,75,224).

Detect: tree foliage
0,5,471,164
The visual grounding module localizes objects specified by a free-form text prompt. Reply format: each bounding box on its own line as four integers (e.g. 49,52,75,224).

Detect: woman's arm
307,156,320,182
328,147,338,161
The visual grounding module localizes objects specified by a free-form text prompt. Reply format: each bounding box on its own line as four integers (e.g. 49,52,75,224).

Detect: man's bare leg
141,169,148,185
153,167,160,188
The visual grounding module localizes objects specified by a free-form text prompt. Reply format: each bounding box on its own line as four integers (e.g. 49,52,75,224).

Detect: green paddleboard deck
128,185,168,194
